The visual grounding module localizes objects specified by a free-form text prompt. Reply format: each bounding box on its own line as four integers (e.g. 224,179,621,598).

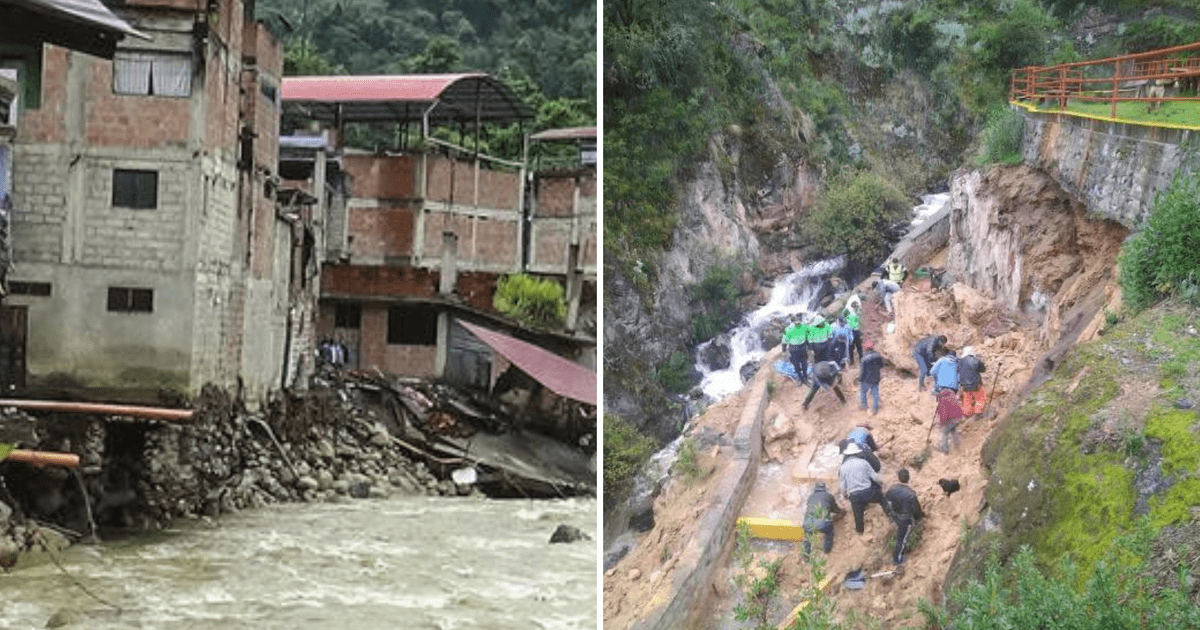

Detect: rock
0,537,19,570
629,506,655,532
629,568,642,581
316,469,334,491
739,360,761,383
297,476,320,492
348,482,371,499
549,524,591,543
1175,399,1194,409
700,335,732,371
45,608,80,628
316,439,335,460
332,479,350,495
604,545,631,570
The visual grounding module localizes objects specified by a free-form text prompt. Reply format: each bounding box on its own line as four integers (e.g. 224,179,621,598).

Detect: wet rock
700,336,732,371
316,469,334,490
604,545,631,571
0,537,19,570
549,524,591,543
297,476,319,492
44,608,80,628
629,506,655,532
739,360,761,383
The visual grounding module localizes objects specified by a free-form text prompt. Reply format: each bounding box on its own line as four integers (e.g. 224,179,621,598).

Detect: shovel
843,568,899,589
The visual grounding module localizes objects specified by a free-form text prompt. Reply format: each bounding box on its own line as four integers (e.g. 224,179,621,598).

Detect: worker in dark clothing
801,482,844,555
857,341,883,414
884,468,924,565
838,442,886,534
803,360,846,411
912,335,947,392
830,317,854,366
782,318,810,385
957,346,987,418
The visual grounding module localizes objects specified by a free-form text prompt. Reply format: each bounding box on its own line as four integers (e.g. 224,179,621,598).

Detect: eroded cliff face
946,166,1128,359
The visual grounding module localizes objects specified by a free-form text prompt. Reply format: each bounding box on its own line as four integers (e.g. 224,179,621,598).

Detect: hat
814,482,827,492
961,346,976,358
863,341,875,350
843,442,863,456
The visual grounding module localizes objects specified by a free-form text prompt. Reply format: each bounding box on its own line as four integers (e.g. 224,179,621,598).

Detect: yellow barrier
736,517,805,541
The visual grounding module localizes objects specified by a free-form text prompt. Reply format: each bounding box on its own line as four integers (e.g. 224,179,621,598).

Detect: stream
0,496,597,630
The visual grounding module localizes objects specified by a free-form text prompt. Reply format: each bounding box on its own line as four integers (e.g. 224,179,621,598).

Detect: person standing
838,443,886,534
830,317,854,366
803,360,847,411
841,301,864,365
857,341,883,414
912,335,946,392
807,315,832,364
957,346,988,418
801,482,843,555
884,468,923,565
782,318,810,385
930,349,960,395
887,258,907,284
936,389,965,453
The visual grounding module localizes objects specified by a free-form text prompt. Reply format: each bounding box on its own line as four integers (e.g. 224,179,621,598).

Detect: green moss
1042,463,1135,574
1144,408,1200,475
1149,478,1200,527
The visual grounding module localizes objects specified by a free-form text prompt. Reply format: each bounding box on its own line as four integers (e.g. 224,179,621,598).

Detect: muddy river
0,496,597,629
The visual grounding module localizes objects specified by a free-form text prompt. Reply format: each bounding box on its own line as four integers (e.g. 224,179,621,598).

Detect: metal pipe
0,400,194,421
6,449,81,468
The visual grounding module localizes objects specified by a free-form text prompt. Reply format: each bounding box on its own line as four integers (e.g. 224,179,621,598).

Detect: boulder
549,524,591,543
699,335,732,371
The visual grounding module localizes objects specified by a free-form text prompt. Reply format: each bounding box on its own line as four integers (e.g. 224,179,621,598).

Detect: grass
1017,96,1200,128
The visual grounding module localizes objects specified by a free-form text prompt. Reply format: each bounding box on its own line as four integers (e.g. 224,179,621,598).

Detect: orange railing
1011,41,1200,120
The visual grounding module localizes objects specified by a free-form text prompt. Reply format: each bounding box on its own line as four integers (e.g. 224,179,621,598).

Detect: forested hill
254,0,596,125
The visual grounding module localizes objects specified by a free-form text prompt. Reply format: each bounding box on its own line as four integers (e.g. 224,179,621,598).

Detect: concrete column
414,153,426,265
434,311,449,378
565,243,582,333
62,52,89,264
314,145,332,253
439,231,458,295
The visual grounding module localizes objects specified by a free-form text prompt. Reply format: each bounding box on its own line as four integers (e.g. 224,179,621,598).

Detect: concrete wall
1019,108,1199,228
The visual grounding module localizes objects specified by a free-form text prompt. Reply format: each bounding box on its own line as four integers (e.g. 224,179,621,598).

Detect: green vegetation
655,351,695,394
603,414,659,498
976,106,1025,166
931,542,1200,629
808,171,909,269
734,557,783,630
493,274,567,329
1027,99,1200,128
1119,174,1200,312
673,437,708,483
690,264,743,343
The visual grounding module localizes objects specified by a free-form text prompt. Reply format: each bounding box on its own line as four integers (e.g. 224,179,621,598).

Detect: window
113,51,192,97
112,169,158,209
107,287,153,313
334,303,361,329
9,281,51,296
387,304,438,345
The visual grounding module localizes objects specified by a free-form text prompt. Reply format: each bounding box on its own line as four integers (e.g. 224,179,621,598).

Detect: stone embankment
0,382,465,568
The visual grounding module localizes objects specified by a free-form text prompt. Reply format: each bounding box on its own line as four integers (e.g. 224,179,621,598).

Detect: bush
1119,174,1200,312
603,414,658,497
690,264,743,343
655,351,695,394
493,273,567,328
976,106,1025,167
809,170,909,268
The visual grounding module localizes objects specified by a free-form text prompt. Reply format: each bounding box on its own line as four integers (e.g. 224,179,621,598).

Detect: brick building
281,77,596,392
1,0,305,403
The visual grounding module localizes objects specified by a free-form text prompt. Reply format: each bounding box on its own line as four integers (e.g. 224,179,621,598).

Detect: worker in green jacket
807,315,832,363
782,318,810,385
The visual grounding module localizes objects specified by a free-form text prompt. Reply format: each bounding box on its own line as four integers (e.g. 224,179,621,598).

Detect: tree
810,171,909,269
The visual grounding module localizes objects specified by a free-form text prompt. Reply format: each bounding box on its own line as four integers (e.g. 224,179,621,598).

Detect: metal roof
281,73,535,125
0,0,146,58
530,127,596,142
459,321,596,406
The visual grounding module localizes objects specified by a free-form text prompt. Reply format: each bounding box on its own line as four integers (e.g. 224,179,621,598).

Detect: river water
0,496,597,630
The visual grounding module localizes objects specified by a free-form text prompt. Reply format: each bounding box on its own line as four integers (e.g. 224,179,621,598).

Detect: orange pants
962,388,987,417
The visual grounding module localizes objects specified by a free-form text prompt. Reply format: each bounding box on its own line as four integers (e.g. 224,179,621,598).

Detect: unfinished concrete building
1,0,309,402
280,76,596,394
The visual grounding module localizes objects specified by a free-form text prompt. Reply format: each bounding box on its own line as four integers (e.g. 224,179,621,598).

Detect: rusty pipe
0,399,194,422
5,449,81,468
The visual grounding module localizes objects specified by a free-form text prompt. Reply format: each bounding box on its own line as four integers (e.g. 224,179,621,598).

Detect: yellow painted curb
736,517,805,541
777,574,836,629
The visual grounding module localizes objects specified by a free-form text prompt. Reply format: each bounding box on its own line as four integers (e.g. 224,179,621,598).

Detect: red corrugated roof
282,74,483,103
281,73,534,124
460,321,595,406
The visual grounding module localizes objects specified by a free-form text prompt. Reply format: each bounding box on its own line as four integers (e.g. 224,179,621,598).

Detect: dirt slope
603,275,1107,629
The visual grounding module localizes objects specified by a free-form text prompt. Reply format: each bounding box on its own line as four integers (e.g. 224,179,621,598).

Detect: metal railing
1011,41,1200,122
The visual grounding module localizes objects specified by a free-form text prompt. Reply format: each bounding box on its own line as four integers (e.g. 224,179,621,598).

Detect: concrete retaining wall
631,358,772,630
1018,108,1199,228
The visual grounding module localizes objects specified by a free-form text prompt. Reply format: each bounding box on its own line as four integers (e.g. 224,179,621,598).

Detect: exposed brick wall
420,210,521,271
319,265,498,312
18,47,68,143
425,155,518,210
348,204,415,261
358,304,388,372
85,62,191,149
385,344,437,377
344,154,417,199
472,217,519,267
535,176,577,217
